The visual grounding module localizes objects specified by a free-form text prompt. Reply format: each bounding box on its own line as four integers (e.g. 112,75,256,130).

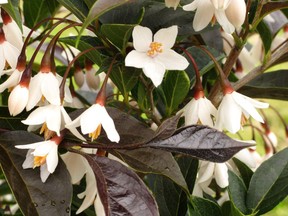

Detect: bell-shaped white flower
66,103,120,143
215,91,269,134
15,140,59,182
0,27,20,77
26,71,60,111
0,68,23,93
85,67,100,91
8,84,29,116
165,0,180,10
22,104,85,141
1,9,23,50
183,0,246,34
178,97,217,127
125,25,189,87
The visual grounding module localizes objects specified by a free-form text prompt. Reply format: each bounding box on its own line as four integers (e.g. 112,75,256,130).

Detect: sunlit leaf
247,148,288,215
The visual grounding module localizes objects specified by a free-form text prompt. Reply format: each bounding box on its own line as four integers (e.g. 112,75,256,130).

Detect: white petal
215,94,242,133
41,73,60,105
46,105,61,136
214,163,228,188
61,152,87,184
132,26,152,52
154,26,178,49
0,46,6,74
22,149,34,169
225,0,246,29
46,145,59,173
198,98,217,127
26,74,42,111
165,0,180,9
40,163,51,183
0,69,22,93
74,70,85,87
3,41,20,69
232,92,265,123
234,148,256,168
192,0,214,31
143,61,166,87
125,50,151,68
80,105,101,134
100,107,120,143
8,85,29,116
183,99,200,125
215,9,235,34
198,162,215,183
22,106,48,126
86,68,100,91
76,169,97,214
156,50,189,70
95,195,105,216
32,141,54,156
15,142,42,150
3,21,23,50
183,0,199,11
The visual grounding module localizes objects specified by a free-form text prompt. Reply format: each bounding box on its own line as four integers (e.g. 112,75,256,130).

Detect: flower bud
225,0,246,29
8,84,29,116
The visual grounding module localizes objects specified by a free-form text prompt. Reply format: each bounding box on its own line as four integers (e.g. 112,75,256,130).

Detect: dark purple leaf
111,148,188,191
0,131,72,215
147,125,254,163
82,154,159,216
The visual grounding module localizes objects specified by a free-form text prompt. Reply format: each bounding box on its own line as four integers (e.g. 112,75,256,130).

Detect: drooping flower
165,0,180,10
125,25,189,87
66,103,120,143
26,71,60,111
1,8,23,50
16,139,59,182
8,84,29,116
215,91,269,134
183,0,246,34
0,27,20,77
22,104,85,140
178,97,217,127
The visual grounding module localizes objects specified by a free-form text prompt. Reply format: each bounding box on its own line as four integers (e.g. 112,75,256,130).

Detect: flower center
89,124,102,141
147,42,163,57
34,155,47,168
40,123,55,140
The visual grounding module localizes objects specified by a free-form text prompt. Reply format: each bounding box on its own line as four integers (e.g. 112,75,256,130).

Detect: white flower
85,67,100,91
16,140,59,182
165,0,180,10
26,71,60,111
193,161,228,197
8,84,29,116
183,0,246,34
66,104,120,143
215,91,269,134
22,104,85,140
178,97,217,127
125,25,189,87
74,69,85,87
0,27,20,77
0,68,24,93
1,9,23,50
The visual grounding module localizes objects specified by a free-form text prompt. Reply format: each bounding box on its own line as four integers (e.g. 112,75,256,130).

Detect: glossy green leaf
0,131,72,216
147,125,254,163
238,70,288,100
160,70,190,116
56,0,89,21
176,156,199,194
101,24,135,53
188,196,222,216
81,153,159,216
2,0,22,31
247,148,288,215
109,66,141,100
23,0,60,28
228,170,248,215
77,0,132,45
59,36,102,65
260,2,288,19
257,20,272,54
0,107,28,130
233,158,254,189
111,148,188,191
146,174,188,216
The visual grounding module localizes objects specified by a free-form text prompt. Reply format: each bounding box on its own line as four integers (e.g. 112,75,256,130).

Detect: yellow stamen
40,123,55,140
147,42,163,57
41,95,46,103
40,123,48,135
89,124,102,141
34,155,47,168
241,114,247,126
211,15,216,26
